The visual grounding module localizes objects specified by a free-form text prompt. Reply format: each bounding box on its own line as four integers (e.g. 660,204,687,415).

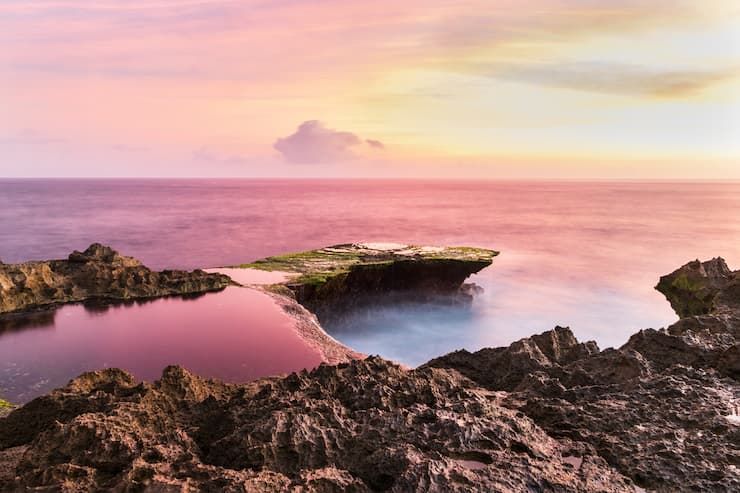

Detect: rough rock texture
655,257,736,318
426,257,740,492
0,244,232,315
238,243,497,325
265,289,366,365
0,359,635,492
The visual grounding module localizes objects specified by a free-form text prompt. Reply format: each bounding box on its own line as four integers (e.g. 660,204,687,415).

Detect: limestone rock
0,244,232,315
0,359,635,492
2,254,739,492
655,257,735,318
426,257,740,492
425,326,601,390
236,243,497,325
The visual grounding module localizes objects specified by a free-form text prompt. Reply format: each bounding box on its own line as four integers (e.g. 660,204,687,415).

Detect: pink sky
1,1,739,178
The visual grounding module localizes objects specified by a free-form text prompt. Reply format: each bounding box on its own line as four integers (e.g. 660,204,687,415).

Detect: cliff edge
238,242,497,325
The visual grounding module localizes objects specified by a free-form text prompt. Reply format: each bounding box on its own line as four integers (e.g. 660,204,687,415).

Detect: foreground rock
427,257,740,492
238,242,497,325
0,359,634,492
0,244,232,315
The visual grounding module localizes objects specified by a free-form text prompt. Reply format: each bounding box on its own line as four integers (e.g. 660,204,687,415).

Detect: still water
0,286,322,403
2,179,740,399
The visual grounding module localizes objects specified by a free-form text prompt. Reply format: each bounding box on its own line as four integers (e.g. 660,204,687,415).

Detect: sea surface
2,179,740,401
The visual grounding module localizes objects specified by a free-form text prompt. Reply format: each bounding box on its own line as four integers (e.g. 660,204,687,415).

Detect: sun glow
0,0,738,177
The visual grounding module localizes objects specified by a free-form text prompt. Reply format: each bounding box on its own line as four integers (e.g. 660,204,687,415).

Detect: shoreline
0,245,737,491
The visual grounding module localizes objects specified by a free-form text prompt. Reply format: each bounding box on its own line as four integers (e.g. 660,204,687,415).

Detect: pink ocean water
1,179,740,400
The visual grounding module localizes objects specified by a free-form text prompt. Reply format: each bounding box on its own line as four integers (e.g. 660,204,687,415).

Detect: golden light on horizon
0,0,738,178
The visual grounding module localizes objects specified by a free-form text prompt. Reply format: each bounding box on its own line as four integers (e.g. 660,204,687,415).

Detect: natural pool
0,286,322,403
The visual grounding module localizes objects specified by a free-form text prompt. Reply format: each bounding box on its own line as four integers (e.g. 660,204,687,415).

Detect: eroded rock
0,359,635,492
655,257,736,318
236,243,497,325
426,256,740,492
2,254,739,492
0,244,232,315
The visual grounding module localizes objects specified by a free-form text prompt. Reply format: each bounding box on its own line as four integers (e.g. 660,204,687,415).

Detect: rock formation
0,254,738,491
0,244,232,315
237,242,497,325
0,359,635,492
426,257,740,492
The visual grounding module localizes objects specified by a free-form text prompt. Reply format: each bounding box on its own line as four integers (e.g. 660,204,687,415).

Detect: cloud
472,61,738,98
0,129,65,146
112,143,149,153
274,121,383,164
192,147,248,166
366,139,385,149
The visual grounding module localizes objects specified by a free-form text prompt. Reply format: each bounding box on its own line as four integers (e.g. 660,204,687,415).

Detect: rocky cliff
0,244,232,315
238,243,497,326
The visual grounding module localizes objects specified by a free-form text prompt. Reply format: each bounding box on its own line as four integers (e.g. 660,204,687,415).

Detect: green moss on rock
233,243,498,325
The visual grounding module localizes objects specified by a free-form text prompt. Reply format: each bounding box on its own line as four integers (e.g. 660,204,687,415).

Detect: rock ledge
238,243,497,325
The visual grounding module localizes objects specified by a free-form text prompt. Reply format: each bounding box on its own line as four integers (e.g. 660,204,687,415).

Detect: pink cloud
274,121,383,164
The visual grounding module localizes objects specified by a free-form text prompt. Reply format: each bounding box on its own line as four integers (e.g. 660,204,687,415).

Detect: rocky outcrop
655,257,736,318
425,256,740,492
237,243,497,325
427,325,740,492
0,244,232,315
635,257,740,379
1,255,738,491
425,326,603,391
0,359,635,492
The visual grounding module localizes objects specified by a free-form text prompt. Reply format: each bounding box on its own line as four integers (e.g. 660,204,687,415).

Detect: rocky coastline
0,247,737,491
238,242,497,326
0,244,232,315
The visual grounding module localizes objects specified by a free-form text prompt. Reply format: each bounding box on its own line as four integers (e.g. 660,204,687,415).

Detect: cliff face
0,244,232,315
240,243,497,325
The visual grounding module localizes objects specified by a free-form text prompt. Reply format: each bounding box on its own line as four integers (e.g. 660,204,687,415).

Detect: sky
1,0,739,179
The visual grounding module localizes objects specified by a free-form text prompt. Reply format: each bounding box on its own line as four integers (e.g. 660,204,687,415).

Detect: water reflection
1,179,739,370
0,311,57,333
0,287,321,403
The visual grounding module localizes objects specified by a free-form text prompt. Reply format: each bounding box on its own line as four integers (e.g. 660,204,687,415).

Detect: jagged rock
426,257,740,492
509,366,740,493
0,359,635,492
655,257,736,317
429,325,740,492
618,258,740,380
0,244,232,314
425,326,601,390
236,243,497,325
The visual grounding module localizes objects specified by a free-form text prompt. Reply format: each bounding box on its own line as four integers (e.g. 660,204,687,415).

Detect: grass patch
671,273,705,293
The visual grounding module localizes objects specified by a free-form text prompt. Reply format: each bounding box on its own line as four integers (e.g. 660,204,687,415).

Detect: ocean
1,179,739,400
